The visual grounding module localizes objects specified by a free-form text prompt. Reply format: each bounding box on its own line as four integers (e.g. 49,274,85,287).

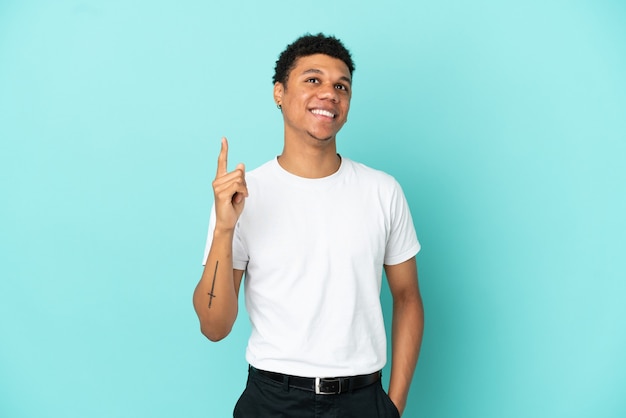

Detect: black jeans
233,367,400,418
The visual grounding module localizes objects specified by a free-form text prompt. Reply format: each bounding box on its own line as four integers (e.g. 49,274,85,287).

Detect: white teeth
311,109,335,118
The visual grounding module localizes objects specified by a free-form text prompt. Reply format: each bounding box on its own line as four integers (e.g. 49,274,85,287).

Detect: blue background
1,1,625,417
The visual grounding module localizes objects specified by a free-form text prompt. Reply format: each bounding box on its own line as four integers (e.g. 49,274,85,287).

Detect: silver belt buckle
315,377,342,395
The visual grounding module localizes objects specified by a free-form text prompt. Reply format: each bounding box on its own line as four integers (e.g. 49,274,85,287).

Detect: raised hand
212,137,248,230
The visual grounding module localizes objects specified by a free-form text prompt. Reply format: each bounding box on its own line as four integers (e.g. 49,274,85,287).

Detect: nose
317,83,339,102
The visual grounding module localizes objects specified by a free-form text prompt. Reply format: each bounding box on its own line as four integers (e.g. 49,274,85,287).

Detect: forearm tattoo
208,261,218,308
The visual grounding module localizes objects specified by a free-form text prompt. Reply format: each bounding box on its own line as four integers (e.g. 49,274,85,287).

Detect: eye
306,78,319,83
335,84,347,91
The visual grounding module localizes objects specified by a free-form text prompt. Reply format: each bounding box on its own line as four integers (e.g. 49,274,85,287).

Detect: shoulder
247,158,277,176
342,158,400,188
244,158,279,185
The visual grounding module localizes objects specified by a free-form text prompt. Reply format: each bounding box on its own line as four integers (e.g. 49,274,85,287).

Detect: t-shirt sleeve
384,180,420,265
202,204,249,270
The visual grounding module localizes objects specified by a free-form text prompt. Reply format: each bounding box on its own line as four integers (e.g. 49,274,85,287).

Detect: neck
278,136,341,179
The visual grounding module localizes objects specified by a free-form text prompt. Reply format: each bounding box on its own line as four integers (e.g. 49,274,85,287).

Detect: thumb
232,162,247,205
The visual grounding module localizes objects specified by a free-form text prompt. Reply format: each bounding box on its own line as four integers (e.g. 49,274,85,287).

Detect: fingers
212,162,248,203
214,138,246,193
216,137,228,177
212,138,248,227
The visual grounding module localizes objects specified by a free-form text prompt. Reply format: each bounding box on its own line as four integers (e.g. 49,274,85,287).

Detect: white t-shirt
203,157,420,377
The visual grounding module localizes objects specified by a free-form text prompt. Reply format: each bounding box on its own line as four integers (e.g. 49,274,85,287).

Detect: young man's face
274,54,352,144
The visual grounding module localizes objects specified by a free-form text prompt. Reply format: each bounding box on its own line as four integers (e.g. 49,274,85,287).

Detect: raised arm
385,256,424,416
193,137,248,342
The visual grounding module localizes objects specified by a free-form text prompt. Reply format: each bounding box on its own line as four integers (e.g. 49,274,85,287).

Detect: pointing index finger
216,137,228,177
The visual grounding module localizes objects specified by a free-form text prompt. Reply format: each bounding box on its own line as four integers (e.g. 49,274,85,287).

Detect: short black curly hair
273,33,355,85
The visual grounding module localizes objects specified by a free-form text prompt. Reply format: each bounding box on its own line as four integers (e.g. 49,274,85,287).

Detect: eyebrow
301,68,352,85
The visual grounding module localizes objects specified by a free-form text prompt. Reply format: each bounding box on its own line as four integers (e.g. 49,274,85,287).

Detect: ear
273,82,284,106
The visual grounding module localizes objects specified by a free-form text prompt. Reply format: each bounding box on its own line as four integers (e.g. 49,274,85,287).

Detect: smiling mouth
310,109,336,118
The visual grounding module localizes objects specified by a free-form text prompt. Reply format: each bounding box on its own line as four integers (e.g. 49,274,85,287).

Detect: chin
307,130,336,142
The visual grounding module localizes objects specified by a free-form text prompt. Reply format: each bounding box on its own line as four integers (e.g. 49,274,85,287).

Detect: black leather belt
250,366,381,395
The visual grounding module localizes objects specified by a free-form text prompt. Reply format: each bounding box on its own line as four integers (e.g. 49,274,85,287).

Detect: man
193,33,424,417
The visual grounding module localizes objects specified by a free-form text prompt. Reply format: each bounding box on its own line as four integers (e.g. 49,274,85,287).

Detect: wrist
390,396,405,416
213,225,236,237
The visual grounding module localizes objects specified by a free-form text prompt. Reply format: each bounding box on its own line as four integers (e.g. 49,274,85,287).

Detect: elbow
200,323,232,342
193,298,238,342
202,329,227,342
